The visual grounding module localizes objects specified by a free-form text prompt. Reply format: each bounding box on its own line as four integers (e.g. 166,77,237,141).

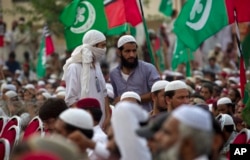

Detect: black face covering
120,54,138,69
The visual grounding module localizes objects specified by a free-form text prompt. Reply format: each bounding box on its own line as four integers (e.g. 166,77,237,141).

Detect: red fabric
45,36,54,56
153,38,161,51
240,56,246,98
77,97,101,109
234,0,250,23
20,151,61,160
0,142,5,160
1,127,16,148
1,119,18,136
0,36,4,47
225,0,235,24
105,0,142,28
23,119,40,140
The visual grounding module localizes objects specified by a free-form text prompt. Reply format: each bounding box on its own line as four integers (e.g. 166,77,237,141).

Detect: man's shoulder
138,60,155,68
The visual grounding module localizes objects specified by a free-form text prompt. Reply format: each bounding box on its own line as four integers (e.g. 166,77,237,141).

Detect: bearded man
110,35,160,112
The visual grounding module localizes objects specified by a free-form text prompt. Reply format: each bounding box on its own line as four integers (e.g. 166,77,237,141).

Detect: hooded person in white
62,30,110,128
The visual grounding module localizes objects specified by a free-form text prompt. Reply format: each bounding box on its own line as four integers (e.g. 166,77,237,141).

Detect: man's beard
120,55,138,69
157,140,181,160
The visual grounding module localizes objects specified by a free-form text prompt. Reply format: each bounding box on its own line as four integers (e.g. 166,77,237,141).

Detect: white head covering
172,105,212,132
24,84,35,90
59,108,93,130
4,84,16,91
151,80,169,92
42,92,51,100
38,80,45,86
120,91,141,102
217,97,232,105
106,83,114,99
5,90,17,98
117,35,136,48
62,30,106,98
165,80,188,92
55,86,66,93
216,113,235,130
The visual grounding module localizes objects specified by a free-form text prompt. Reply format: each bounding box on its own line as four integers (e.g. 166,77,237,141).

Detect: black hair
65,123,93,139
165,90,175,98
201,83,213,94
224,125,234,133
39,98,68,121
85,108,103,123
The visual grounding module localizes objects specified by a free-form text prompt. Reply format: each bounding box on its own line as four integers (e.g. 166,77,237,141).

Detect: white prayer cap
56,91,66,97
38,88,48,93
82,29,106,46
59,108,94,130
215,80,222,86
5,90,17,98
165,80,188,92
3,65,8,70
4,84,16,91
216,114,235,130
120,91,141,102
15,69,21,74
24,84,35,90
217,97,232,105
42,92,51,99
50,74,58,80
228,77,239,84
151,80,169,92
172,105,212,132
117,35,136,48
56,86,65,93
106,83,114,99
215,43,222,48
48,79,56,84
38,80,45,86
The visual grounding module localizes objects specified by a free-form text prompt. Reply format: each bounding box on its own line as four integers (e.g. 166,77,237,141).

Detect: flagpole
138,0,155,65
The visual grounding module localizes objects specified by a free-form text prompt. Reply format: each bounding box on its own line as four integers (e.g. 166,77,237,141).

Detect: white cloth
62,30,106,98
64,63,107,124
112,102,151,160
193,155,209,160
88,125,108,160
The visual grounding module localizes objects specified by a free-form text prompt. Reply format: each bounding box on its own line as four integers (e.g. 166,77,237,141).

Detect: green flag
159,0,173,17
171,38,193,72
242,33,250,69
60,0,108,51
174,0,234,51
36,36,46,79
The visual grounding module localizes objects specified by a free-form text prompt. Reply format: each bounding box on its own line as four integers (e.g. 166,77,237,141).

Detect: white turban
62,30,106,98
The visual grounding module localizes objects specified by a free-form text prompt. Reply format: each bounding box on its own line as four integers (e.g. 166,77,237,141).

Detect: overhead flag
60,0,108,51
171,38,193,70
234,0,250,23
105,0,142,29
174,0,234,51
43,25,54,56
159,0,173,17
36,36,46,79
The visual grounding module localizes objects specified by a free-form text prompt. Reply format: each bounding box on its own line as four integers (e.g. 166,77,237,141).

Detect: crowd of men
0,15,248,160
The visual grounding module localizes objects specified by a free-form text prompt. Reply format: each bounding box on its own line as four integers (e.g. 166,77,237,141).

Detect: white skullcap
56,91,66,97
120,91,141,102
215,43,222,48
172,105,212,132
38,80,45,86
165,80,188,92
106,83,114,99
117,35,136,48
216,114,235,130
215,80,222,86
3,65,8,70
38,88,48,93
42,92,51,99
151,80,169,92
59,108,94,130
4,84,16,91
56,86,66,93
24,84,35,90
217,97,232,105
82,30,106,46
50,74,58,80
5,90,17,98
15,69,21,74
48,79,56,84
228,77,239,84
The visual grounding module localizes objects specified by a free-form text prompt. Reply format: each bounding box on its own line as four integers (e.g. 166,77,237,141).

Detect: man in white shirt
62,30,110,129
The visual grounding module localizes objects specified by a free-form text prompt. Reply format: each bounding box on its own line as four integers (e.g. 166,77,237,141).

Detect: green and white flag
60,0,108,51
174,0,234,51
36,36,46,79
172,38,193,76
159,0,173,17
